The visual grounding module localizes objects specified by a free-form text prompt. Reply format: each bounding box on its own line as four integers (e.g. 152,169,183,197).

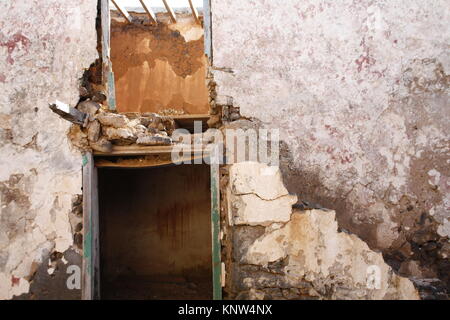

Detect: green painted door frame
82,157,222,300
81,152,100,300
210,162,222,300
204,0,221,299
83,0,221,300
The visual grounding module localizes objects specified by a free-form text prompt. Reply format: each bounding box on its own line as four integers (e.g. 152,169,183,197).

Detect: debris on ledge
49,100,175,153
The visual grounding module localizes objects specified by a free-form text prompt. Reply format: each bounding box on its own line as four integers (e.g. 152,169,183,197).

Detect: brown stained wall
98,165,212,282
111,14,209,114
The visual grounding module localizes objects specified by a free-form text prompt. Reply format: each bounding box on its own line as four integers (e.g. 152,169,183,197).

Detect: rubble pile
223,162,421,300
206,67,221,128
206,66,240,127
62,100,176,153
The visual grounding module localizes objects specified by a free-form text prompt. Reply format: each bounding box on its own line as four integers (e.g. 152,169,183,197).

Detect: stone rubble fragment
86,120,100,142
90,137,113,153
136,134,172,146
103,127,136,144
51,101,181,151
91,91,107,103
206,67,223,128
76,100,100,120
229,162,290,200
243,209,420,300
67,125,89,151
227,162,298,226
230,193,297,226
96,112,129,128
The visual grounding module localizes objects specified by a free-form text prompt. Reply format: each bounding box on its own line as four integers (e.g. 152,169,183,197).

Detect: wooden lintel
188,0,200,23
93,144,208,157
111,0,133,23
162,0,177,23
138,0,158,24
94,155,205,168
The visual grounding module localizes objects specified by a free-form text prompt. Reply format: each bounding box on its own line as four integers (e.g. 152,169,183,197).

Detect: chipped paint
0,0,97,299
225,162,419,300
211,0,450,292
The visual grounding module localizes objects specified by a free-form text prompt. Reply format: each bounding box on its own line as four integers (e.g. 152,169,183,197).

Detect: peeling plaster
212,0,450,290
0,0,98,299
225,162,419,300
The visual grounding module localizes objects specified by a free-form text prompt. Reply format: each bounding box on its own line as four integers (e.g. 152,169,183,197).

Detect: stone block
96,113,129,128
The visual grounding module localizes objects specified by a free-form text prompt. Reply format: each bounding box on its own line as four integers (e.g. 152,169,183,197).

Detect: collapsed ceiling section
45,0,216,158
111,0,202,25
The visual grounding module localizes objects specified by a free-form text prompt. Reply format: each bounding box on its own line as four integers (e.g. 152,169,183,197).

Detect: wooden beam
210,160,223,300
93,145,207,157
188,0,200,23
162,0,177,23
101,0,110,62
111,0,132,23
81,153,99,300
203,0,212,59
49,101,87,126
138,0,158,24
101,0,116,111
94,154,205,168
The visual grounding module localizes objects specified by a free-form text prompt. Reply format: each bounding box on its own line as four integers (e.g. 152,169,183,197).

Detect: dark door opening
98,164,213,300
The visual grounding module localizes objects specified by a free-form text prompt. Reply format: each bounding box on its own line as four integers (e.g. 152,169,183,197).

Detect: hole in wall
110,5,209,115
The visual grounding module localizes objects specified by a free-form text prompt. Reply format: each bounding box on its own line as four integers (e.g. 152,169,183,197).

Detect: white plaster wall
227,162,419,300
211,0,449,269
0,0,98,299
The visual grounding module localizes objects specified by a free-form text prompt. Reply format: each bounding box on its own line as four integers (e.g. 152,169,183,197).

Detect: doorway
81,0,220,301
97,164,212,299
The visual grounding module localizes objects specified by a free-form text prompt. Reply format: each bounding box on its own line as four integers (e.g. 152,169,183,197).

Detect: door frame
83,0,220,300
81,152,222,300
81,153,100,300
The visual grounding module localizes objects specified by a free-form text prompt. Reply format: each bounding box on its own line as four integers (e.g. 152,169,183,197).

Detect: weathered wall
111,13,209,114
0,0,98,299
212,0,450,290
224,162,419,300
